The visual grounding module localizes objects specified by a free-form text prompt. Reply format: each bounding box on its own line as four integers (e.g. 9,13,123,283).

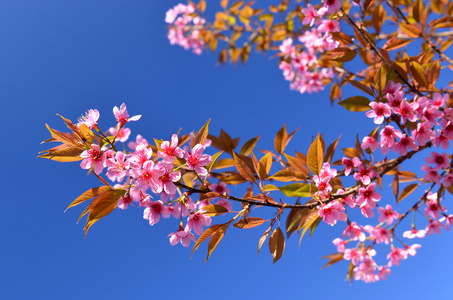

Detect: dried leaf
269,227,285,264
199,204,229,216
234,217,268,229
65,186,112,211
306,134,323,175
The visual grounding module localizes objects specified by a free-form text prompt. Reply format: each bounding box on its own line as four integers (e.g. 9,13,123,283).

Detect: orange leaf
66,186,112,211
269,227,285,264
306,134,323,175
233,152,256,182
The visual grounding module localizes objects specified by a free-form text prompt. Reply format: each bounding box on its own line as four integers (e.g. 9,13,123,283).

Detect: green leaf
339,96,371,112
279,183,314,197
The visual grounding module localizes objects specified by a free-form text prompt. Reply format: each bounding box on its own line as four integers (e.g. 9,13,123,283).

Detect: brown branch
384,0,453,66
340,8,422,97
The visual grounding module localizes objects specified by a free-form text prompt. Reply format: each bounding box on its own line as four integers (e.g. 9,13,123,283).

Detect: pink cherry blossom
432,130,449,149
301,4,318,26
128,134,148,151
443,172,453,187
402,227,426,239
184,144,212,177
343,248,362,266
134,161,165,192
129,144,153,168
152,162,181,195
440,214,453,230
383,80,402,96
342,221,366,241
426,219,443,235
80,144,106,174
158,134,185,162
361,136,379,152
365,225,390,244
353,165,377,185
425,151,449,171
421,165,441,185
187,212,212,235
323,0,341,13
117,193,133,210
412,122,436,146
215,199,233,212
143,200,170,226
377,205,399,225
317,200,347,226
366,102,392,124
342,157,361,176
109,125,131,143
424,193,445,219
113,103,141,126
356,183,381,209
404,244,421,257
332,238,347,252
377,265,392,280
391,134,418,156
210,182,230,194
169,225,196,247
105,151,130,182
77,109,100,129
393,99,418,124
387,247,406,266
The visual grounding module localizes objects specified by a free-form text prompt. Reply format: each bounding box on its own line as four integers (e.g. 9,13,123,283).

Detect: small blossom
377,205,399,225
109,125,131,143
402,227,426,239
318,201,347,226
113,103,141,126
169,225,196,247
342,157,361,176
184,144,212,177
158,134,185,162
387,247,406,266
77,109,100,129
80,144,106,174
366,102,392,124
332,238,347,252
187,212,212,235
426,219,443,235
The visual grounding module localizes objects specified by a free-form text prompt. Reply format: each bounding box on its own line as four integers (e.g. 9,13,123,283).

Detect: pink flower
117,193,133,210
210,182,230,194
301,4,318,27
187,212,212,235
77,109,100,129
440,214,453,231
279,38,294,57
421,165,441,185
113,103,141,126
391,134,418,156
361,136,379,152
426,219,443,235
332,238,347,252
393,99,418,124
380,125,402,154
80,144,106,174
128,134,148,151
129,144,153,168
424,193,445,219
353,165,377,185
366,102,392,124
323,0,341,13
342,222,366,241
318,19,340,33
383,80,402,96
152,162,181,195
412,122,435,146
402,227,426,239
425,151,449,171
215,199,233,212
377,265,392,280
105,151,130,182
109,125,131,143
356,183,381,209
342,157,361,176
432,130,450,149
134,161,165,192
169,225,196,247
378,205,399,225
387,247,406,266
443,172,453,187
317,200,347,226
158,134,185,162
365,225,390,244
405,244,421,257
143,200,170,226
343,248,361,266
184,144,212,177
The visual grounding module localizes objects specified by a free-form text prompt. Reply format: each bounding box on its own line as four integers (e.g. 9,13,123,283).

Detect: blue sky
1,1,452,299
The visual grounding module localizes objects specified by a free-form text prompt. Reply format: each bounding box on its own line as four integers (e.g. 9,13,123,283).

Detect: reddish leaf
269,227,285,264
192,119,211,148
192,224,223,257
234,217,268,229
65,186,112,211
199,204,229,216
306,134,323,175
233,152,256,182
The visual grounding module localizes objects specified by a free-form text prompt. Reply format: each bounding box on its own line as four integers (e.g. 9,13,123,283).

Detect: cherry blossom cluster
77,103,232,247
165,3,206,55
311,80,453,282
278,1,341,93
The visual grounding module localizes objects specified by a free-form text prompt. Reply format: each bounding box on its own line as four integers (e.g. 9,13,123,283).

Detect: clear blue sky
1,1,452,299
